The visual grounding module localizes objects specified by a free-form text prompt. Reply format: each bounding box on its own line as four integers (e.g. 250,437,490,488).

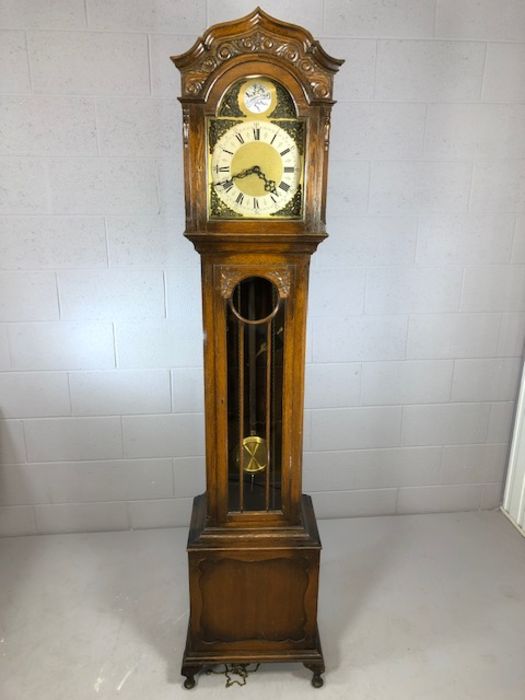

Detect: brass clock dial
210,120,301,217
208,77,304,220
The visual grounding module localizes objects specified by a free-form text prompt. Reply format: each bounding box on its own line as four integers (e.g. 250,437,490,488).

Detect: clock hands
216,165,278,195
236,165,277,194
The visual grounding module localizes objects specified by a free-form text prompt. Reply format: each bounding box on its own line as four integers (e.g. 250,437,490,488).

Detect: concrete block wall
0,0,524,535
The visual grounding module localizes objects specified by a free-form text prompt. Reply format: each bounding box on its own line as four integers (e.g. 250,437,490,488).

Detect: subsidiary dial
243,82,272,114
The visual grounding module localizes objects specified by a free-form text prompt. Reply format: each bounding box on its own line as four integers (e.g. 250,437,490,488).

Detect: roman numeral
280,148,290,157
222,180,233,192
253,127,260,140
253,198,259,210
236,192,244,205
270,195,278,203
215,165,230,174
270,133,277,145
235,133,245,144
283,166,295,173
278,181,290,192
222,148,233,155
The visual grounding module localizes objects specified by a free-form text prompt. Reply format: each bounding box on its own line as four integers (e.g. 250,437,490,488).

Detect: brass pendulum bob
242,432,268,491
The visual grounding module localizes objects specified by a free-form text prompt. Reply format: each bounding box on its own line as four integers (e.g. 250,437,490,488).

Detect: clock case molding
172,8,343,689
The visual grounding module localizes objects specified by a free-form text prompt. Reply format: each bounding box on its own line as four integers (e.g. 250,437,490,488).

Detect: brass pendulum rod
248,282,257,434
265,318,272,511
238,293,245,513
248,282,257,493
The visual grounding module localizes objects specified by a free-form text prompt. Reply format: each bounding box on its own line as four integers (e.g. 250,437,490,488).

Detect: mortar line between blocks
394,487,401,514
171,457,176,497
30,505,39,534
458,265,468,313
372,39,379,99
169,368,174,412
448,359,456,402
477,483,484,510
0,91,521,105
399,404,407,448
92,97,102,156
421,103,429,157
103,217,110,268
66,371,73,416
146,33,153,96
54,270,62,319
495,312,506,358
437,445,446,486
162,270,168,318
16,28,525,44
509,214,519,263
432,0,438,37
124,500,132,530
23,31,34,93
119,414,125,459
365,161,373,213
112,321,119,368
479,41,489,101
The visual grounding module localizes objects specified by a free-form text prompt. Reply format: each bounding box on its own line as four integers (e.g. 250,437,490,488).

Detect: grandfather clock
172,8,343,689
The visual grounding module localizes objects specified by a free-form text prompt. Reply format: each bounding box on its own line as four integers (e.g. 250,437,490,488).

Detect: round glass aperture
230,276,280,325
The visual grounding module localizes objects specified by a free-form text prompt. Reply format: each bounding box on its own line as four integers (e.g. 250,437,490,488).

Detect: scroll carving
172,10,343,103
184,31,331,99
219,267,291,299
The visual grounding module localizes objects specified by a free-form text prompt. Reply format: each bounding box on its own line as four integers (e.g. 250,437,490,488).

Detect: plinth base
180,494,325,688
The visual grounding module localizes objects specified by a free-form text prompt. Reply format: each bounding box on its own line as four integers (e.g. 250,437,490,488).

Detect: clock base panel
181,494,325,687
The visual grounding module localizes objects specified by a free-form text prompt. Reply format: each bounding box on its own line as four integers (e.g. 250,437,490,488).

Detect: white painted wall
0,0,524,535
503,361,525,533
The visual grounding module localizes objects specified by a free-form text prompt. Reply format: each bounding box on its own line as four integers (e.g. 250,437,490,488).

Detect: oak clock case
172,8,343,690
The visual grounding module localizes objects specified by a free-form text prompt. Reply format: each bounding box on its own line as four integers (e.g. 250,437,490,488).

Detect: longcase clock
172,8,343,689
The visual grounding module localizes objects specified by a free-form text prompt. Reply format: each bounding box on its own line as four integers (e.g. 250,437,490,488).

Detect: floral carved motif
183,30,332,100
182,107,190,148
218,267,291,299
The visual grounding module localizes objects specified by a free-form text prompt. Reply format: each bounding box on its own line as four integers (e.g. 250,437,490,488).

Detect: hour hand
233,166,258,180
232,165,277,194
214,177,234,191
262,175,277,194
257,169,277,194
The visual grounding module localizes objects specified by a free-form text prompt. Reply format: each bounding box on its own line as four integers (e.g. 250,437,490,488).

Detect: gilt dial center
231,143,282,197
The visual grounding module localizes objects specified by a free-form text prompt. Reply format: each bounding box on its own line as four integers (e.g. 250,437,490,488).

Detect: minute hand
232,165,277,194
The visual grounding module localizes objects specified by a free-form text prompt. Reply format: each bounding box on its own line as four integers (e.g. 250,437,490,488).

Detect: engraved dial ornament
208,77,304,219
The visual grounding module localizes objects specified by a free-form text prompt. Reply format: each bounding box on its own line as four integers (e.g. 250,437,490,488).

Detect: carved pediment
171,7,344,102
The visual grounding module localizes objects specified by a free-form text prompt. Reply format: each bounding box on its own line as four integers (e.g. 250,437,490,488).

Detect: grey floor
0,511,524,699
